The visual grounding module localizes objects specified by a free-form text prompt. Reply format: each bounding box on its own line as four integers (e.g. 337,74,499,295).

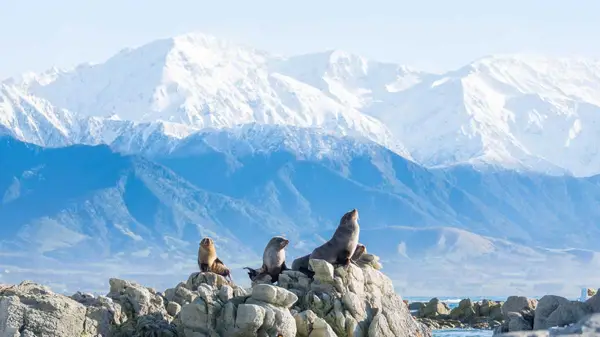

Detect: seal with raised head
292,242,366,277
198,237,233,282
308,208,360,269
244,236,290,283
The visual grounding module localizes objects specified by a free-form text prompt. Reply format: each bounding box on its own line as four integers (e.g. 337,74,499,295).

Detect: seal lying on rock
244,236,290,283
309,208,360,268
292,242,366,277
198,237,233,282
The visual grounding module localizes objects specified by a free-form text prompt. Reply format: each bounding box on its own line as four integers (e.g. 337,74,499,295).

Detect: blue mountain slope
156,127,600,250
2,129,600,295
0,135,302,291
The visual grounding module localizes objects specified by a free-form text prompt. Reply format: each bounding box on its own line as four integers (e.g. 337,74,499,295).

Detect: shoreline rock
408,291,600,334
494,292,600,336
0,257,431,337
409,297,505,330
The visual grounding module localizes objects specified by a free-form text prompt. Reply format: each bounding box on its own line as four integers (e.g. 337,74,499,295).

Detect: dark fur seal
244,236,290,283
292,242,366,277
309,208,360,268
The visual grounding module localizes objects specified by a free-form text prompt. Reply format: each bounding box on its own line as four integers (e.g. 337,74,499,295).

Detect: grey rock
535,296,592,330
503,296,538,320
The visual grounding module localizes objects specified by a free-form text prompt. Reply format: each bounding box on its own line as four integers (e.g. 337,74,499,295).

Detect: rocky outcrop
502,296,538,321
495,292,600,336
498,312,600,336
278,258,430,337
533,295,591,331
173,273,297,336
0,257,429,337
409,297,504,330
0,281,124,337
418,298,451,319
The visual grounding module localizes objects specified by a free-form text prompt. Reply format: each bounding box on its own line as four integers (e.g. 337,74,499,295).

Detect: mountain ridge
4,32,600,176
2,134,600,296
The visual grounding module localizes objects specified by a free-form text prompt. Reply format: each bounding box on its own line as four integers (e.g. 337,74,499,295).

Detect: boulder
0,281,121,337
408,302,426,312
481,299,504,321
550,312,600,335
278,258,431,337
586,292,600,313
503,296,538,320
507,312,534,332
534,295,592,330
418,298,451,319
107,278,168,319
294,309,337,337
497,312,600,337
449,298,477,322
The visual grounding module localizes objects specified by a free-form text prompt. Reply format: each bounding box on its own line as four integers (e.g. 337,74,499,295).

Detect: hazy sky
1,0,599,79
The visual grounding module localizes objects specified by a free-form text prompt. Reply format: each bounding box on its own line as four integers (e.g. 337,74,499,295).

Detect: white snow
3,33,600,176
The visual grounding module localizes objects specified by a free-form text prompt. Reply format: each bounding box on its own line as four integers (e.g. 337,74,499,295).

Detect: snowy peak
365,53,600,176
0,83,75,146
456,54,600,104
273,49,428,110
16,32,409,158
6,31,600,176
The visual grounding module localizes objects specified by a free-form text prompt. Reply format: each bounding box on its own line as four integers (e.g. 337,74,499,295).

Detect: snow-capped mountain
4,32,600,176
0,83,201,153
8,33,408,158
363,55,600,177
0,83,78,147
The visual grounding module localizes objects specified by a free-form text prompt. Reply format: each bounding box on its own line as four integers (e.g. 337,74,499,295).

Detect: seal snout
280,238,290,248
349,208,358,220
200,237,213,247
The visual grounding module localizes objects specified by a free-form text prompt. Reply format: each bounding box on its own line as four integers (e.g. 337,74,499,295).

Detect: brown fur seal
352,243,366,260
309,209,360,269
244,236,290,283
198,237,233,282
292,242,366,277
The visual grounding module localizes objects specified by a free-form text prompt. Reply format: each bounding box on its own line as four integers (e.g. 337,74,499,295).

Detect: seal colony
198,208,369,284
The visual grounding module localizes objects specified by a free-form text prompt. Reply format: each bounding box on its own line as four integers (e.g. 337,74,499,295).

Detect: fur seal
244,236,290,283
352,243,366,260
198,237,233,282
309,208,360,268
292,242,366,277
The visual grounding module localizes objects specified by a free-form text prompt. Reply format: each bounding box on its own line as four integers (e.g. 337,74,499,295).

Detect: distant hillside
2,131,600,296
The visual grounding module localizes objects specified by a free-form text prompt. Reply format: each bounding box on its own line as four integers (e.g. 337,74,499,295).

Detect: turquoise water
410,297,498,337
433,329,493,337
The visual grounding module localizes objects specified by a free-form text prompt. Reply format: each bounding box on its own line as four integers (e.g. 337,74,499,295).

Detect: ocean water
433,329,493,337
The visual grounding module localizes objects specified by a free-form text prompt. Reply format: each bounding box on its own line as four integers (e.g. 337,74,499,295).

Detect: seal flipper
200,263,210,272
337,249,353,268
244,267,259,280
299,267,315,278
281,261,289,271
213,257,233,281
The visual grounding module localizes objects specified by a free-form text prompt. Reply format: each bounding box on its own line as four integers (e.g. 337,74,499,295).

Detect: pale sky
1,0,599,79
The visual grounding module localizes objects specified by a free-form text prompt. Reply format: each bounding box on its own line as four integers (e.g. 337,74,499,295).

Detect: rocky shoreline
2,258,599,337
0,257,431,337
407,290,600,336
409,298,504,330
